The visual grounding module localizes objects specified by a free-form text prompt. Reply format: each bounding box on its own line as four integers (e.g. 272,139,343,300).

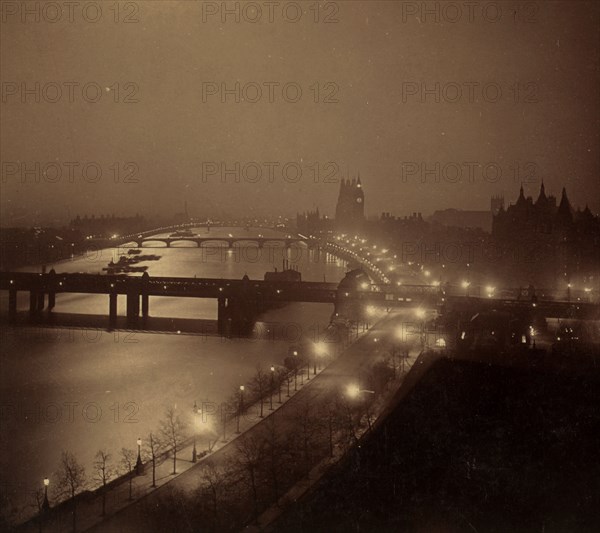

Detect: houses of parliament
297,177,365,234
296,177,598,287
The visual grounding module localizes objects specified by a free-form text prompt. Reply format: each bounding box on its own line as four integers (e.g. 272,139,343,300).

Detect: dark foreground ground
274,354,600,533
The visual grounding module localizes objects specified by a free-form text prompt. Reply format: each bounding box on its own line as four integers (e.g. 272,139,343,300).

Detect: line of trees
27,353,399,532
34,404,190,532
139,358,399,532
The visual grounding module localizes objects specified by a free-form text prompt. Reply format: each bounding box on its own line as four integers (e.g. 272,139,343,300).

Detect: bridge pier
47,291,55,311
141,293,149,319
37,291,45,311
126,286,140,326
141,272,150,319
47,269,56,312
109,291,118,328
217,297,227,336
29,291,40,316
217,296,257,336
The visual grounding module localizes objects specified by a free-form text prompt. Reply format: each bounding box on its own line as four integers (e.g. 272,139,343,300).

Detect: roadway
79,310,422,532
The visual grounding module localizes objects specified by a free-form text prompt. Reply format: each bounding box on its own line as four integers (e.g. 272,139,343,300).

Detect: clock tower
335,175,365,231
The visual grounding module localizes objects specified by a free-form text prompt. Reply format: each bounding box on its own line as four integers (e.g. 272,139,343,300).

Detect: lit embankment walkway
81,312,418,532
19,320,386,533
251,348,428,533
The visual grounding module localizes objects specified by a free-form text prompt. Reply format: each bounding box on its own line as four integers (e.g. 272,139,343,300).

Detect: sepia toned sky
1,0,599,225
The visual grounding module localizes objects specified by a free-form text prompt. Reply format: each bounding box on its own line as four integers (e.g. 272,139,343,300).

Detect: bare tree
144,432,162,488
295,396,322,474
0,482,18,531
231,434,264,523
334,393,360,449
55,451,86,533
249,364,270,418
31,488,45,533
93,449,112,516
275,367,288,403
320,401,338,458
261,415,286,501
200,460,228,529
120,448,136,501
159,406,187,474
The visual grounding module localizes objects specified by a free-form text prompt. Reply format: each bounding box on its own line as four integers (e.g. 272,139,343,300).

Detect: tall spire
556,187,573,224
536,180,547,205
516,184,527,207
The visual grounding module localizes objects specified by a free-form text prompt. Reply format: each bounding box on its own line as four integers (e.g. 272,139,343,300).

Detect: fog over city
1,2,599,533
1,1,599,225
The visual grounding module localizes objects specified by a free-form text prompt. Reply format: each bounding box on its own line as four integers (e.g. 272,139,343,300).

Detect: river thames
0,227,351,523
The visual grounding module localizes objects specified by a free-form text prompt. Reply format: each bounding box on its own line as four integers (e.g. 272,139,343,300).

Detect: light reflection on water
0,228,349,522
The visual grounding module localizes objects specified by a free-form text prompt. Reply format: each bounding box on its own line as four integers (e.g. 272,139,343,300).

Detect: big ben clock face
356,198,363,203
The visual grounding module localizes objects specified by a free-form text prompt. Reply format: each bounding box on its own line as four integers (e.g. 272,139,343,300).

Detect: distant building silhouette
492,183,599,285
428,209,493,232
491,194,505,216
70,214,146,238
296,208,332,234
335,176,365,231
428,195,504,232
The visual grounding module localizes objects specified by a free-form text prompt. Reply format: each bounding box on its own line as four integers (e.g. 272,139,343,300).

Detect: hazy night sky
1,0,598,225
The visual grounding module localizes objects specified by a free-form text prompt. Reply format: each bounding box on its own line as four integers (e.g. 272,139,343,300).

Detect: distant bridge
1,272,598,335
131,236,311,249
115,222,300,248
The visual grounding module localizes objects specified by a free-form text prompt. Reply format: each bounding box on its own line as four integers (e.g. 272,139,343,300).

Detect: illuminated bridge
113,223,311,249
1,272,598,334
131,236,311,248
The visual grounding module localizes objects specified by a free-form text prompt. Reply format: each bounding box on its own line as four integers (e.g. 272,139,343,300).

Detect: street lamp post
315,342,327,373
462,280,470,297
236,385,244,434
192,401,198,463
269,366,275,410
135,437,143,475
292,351,299,390
221,403,227,443
42,478,50,512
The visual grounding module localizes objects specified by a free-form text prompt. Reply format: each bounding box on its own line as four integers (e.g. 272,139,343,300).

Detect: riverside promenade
20,311,420,533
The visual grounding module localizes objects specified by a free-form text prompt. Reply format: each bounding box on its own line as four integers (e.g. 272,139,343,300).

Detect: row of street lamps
38,434,144,514
39,350,373,521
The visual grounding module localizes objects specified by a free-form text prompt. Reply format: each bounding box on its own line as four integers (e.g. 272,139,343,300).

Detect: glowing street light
462,280,471,297
135,437,143,475
236,385,245,434
314,342,327,374
42,477,50,512
346,383,375,399
414,308,426,319
269,366,275,410
192,401,199,463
